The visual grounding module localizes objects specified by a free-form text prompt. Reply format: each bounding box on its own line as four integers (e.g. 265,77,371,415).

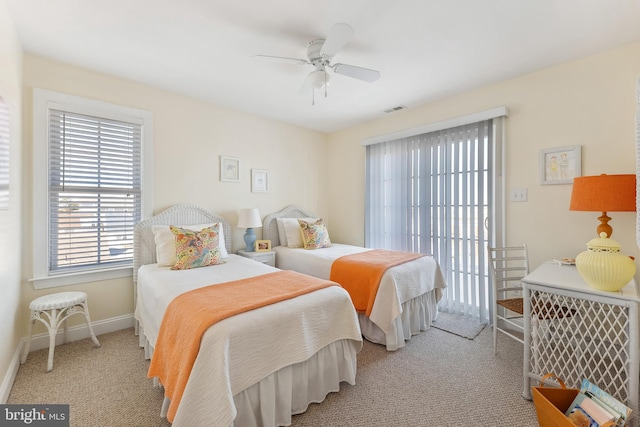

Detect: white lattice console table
522,262,639,426
21,291,101,372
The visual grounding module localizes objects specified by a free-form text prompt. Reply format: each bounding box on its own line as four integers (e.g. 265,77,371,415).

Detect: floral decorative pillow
298,218,332,250
153,222,228,266
170,225,224,270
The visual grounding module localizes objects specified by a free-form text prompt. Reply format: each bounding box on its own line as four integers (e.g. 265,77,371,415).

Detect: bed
133,204,363,427
263,205,447,352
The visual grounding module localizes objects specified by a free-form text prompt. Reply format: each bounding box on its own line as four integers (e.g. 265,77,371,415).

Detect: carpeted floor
9,329,171,427
8,320,538,426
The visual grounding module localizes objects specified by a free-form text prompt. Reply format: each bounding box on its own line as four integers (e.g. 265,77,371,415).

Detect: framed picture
251,169,268,193
255,239,271,252
539,145,581,185
220,156,240,182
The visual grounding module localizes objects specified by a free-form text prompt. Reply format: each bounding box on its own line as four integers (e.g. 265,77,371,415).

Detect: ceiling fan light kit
255,23,380,105
308,70,330,90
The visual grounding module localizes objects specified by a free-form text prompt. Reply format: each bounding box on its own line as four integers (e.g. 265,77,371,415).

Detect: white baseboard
0,344,22,404
22,313,135,352
0,313,135,403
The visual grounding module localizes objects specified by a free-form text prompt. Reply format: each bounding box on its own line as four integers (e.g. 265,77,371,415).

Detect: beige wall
20,54,328,335
0,0,23,400
327,41,640,276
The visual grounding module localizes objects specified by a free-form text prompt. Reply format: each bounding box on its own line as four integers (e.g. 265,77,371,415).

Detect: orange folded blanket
330,249,424,316
147,270,338,423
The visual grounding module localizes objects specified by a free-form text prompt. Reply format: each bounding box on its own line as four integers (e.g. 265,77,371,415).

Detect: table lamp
237,208,262,252
569,173,637,291
569,174,636,237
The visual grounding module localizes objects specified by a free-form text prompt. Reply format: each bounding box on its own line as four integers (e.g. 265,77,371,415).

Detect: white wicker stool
21,291,101,372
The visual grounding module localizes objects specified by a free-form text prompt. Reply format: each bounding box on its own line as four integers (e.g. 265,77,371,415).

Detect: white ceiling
7,0,640,133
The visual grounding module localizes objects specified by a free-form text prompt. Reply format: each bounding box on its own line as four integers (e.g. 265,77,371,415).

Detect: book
579,396,617,425
566,393,587,418
584,391,622,425
566,394,615,427
565,379,633,427
580,379,632,426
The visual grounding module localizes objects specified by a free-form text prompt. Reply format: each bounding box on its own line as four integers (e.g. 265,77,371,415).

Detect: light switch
510,188,527,202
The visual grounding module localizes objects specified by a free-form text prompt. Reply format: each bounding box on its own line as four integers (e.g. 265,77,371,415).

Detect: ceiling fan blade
320,23,353,58
332,63,380,82
253,55,309,65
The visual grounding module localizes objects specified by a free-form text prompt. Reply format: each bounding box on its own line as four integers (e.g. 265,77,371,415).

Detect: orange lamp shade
569,174,636,212
569,174,636,237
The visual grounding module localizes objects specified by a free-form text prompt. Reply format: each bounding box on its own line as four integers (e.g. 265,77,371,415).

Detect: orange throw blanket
147,270,338,423
330,249,424,316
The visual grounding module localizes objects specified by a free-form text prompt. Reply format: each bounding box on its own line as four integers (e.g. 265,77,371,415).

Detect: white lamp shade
237,208,262,228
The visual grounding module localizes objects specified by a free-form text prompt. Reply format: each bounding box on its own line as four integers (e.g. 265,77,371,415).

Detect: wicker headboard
262,205,316,247
133,204,232,285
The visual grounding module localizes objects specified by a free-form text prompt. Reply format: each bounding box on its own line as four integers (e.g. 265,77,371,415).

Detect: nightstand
237,250,275,267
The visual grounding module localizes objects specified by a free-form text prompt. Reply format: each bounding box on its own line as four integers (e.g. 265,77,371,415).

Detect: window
364,109,506,322
32,89,153,289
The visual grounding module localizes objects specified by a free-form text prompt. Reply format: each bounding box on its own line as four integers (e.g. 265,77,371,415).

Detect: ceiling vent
384,105,407,114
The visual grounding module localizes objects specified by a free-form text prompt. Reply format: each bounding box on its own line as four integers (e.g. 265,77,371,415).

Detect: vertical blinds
0,96,9,209
365,119,493,321
48,109,142,273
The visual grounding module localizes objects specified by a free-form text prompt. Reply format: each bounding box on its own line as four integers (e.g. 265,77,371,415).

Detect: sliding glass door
365,118,504,323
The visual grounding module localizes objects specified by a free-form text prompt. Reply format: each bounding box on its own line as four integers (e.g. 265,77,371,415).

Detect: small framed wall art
255,239,271,252
251,169,268,193
220,156,240,182
539,145,581,185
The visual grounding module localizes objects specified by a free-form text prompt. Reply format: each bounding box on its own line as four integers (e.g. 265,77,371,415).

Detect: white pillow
275,218,288,247
152,223,229,266
278,217,318,248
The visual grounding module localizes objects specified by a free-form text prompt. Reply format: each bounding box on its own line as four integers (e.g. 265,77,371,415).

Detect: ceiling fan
254,23,380,104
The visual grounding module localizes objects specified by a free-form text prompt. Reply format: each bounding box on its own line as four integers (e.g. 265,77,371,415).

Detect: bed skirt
359,289,439,351
136,322,358,427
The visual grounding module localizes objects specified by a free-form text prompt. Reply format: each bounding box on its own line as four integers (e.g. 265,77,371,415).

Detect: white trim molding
31,88,153,289
362,106,509,146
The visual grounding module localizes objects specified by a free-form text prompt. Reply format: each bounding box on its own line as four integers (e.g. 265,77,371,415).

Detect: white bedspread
274,244,447,336
135,254,363,426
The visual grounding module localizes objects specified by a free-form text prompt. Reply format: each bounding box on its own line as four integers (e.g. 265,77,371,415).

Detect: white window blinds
48,109,142,273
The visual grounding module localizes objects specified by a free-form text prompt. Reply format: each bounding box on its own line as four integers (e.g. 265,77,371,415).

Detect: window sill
30,266,133,290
